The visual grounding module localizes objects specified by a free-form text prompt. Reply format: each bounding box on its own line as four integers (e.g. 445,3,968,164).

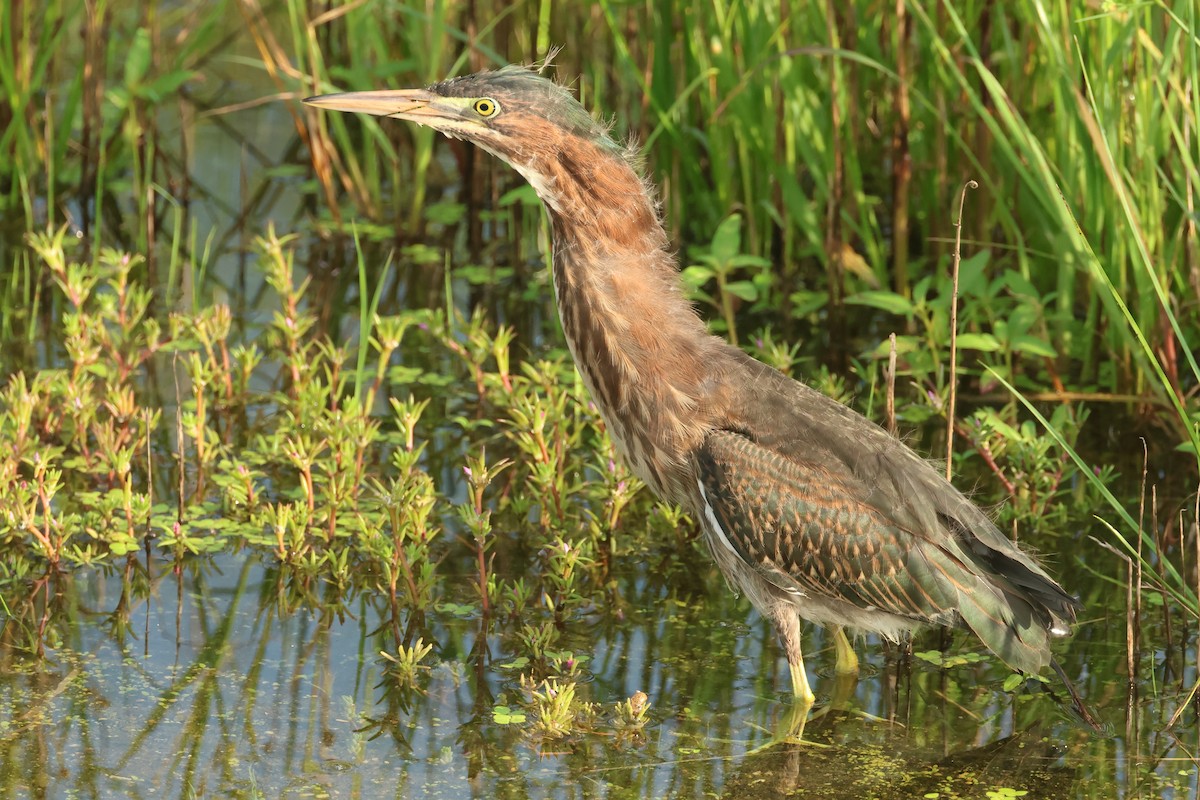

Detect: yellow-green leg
789,659,815,705
760,627,862,748
755,606,826,748
832,626,859,675
768,605,816,705
763,663,820,748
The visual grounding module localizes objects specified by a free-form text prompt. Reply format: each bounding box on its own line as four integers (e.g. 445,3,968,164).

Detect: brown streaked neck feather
520,129,718,499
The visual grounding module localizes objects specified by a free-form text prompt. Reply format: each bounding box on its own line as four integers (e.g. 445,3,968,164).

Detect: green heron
305,66,1078,717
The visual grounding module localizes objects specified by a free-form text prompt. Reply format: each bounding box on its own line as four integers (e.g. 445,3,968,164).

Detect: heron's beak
303,89,445,121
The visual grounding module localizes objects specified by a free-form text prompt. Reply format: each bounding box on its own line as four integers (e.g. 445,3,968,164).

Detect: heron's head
305,66,637,219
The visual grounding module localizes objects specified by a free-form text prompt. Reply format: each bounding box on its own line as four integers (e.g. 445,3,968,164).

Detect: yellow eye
473,98,499,118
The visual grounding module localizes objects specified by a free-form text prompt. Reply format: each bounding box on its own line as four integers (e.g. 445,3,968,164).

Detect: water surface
1,548,1194,799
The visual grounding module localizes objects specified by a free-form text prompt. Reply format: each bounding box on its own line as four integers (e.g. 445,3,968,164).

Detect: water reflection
0,551,1195,799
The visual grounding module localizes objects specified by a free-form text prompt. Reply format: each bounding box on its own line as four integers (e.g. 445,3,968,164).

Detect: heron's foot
747,699,832,752
832,627,859,676
774,702,831,747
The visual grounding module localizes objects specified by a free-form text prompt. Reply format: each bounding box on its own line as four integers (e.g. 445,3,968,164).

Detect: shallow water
1,549,1195,799
2,8,1198,799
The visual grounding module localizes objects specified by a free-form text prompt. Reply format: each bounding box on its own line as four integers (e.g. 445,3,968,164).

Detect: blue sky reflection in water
1,551,1195,799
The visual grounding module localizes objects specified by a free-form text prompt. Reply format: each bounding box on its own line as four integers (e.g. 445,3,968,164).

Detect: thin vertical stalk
1165,485,1200,731
945,180,976,480
886,333,897,436
1135,438,1147,681
891,0,911,297
824,0,846,369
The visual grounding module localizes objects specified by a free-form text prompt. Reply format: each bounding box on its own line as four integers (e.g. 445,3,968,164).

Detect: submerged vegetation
0,0,1198,797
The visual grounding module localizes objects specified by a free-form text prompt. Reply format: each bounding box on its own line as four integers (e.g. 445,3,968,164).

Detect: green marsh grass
263,0,1200,413
0,0,1198,785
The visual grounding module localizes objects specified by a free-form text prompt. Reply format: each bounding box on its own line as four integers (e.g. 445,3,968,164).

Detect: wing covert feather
695,430,970,621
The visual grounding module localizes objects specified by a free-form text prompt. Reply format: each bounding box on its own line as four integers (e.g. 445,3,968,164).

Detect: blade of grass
991,368,1197,614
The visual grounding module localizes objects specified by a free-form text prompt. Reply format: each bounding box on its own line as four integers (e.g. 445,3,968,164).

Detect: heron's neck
518,148,717,496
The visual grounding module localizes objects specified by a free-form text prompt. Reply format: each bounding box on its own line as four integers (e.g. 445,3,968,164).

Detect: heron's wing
724,350,1079,631
694,427,1054,672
